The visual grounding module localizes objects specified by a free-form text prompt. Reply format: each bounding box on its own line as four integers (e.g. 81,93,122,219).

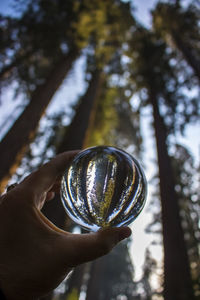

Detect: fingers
20,150,80,203
45,191,55,202
60,227,132,267
48,178,63,194
40,150,80,178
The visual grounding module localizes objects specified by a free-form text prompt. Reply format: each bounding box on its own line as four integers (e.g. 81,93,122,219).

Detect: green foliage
152,1,200,81
87,85,118,146
152,1,200,52
127,26,200,135
2,1,200,298
0,0,79,94
0,0,134,96
87,82,142,156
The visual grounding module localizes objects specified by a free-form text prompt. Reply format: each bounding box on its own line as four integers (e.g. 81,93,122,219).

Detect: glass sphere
60,146,147,231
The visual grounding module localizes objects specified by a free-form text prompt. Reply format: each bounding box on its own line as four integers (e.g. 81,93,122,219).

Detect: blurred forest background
0,0,200,299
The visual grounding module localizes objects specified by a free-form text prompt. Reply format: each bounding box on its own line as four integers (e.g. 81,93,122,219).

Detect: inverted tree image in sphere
60,146,147,231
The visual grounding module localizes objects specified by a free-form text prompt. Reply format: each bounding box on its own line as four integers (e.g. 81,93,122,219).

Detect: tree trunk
172,31,200,81
41,69,104,300
0,49,79,193
57,69,103,152
42,69,104,229
150,91,194,300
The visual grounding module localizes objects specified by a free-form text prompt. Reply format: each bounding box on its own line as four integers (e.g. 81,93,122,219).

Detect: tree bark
150,91,194,300
0,49,79,193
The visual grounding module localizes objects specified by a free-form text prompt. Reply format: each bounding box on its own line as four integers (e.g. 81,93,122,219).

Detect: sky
0,0,16,16
0,0,157,26
0,0,199,288
131,0,158,26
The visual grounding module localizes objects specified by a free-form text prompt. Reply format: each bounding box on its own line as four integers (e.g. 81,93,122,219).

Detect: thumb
61,227,132,267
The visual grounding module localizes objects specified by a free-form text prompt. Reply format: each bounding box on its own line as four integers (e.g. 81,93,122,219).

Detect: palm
0,151,131,300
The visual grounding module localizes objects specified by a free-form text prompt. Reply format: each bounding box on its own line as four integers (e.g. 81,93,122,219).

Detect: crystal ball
60,146,147,231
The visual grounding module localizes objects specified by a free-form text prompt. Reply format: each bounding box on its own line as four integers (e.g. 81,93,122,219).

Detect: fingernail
118,227,132,241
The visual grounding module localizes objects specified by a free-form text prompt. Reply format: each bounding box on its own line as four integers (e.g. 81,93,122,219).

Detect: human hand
0,151,132,300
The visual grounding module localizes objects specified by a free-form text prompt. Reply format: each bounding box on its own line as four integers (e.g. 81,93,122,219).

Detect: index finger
21,150,80,196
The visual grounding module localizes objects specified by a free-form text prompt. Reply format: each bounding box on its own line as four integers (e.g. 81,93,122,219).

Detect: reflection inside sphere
60,146,147,231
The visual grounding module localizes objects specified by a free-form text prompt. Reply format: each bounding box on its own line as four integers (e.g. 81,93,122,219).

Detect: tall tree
0,0,81,84
0,2,136,299
127,27,196,299
42,67,104,228
41,59,139,300
0,0,131,193
0,49,79,193
87,83,142,155
41,68,104,300
0,0,85,192
152,1,200,81
151,93,194,299
0,0,133,88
